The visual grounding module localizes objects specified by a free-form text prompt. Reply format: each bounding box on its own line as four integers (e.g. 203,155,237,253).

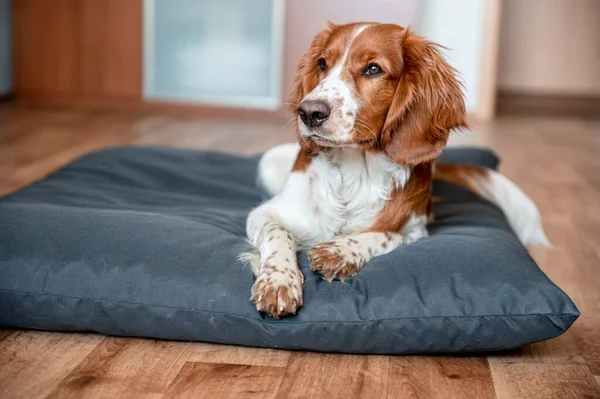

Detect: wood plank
165,362,285,399
0,330,13,342
276,352,389,398
488,333,585,365
572,316,600,376
46,337,193,399
490,363,600,399
189,342,291,367
0,331,103,398
387,356,496,399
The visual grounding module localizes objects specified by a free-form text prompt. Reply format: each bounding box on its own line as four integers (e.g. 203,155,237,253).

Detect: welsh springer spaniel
241,22,548,319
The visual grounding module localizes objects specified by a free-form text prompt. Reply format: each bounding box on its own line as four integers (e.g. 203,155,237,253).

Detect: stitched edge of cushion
0,288,580,325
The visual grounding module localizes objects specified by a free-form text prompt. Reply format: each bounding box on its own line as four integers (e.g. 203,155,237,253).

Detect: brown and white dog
241,22,548,319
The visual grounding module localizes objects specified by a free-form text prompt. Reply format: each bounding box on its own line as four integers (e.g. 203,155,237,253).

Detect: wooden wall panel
13,0,142,102
13,0,79,94
78,0,142,99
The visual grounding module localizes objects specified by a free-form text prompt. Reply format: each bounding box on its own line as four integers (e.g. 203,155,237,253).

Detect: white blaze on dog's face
290,22,468,164
298,25,369,146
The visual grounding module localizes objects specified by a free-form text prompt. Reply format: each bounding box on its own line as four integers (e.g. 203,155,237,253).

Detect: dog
241,22,548,319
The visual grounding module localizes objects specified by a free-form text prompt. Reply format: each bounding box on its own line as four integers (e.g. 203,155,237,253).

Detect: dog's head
290,22,467,164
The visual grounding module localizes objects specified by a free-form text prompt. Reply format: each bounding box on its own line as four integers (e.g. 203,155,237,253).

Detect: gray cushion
0,146,579,354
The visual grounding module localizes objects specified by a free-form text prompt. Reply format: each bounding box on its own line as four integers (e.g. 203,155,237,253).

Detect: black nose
298,100,330,128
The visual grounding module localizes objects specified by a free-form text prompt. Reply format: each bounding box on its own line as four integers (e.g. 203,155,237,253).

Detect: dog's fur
241,22,548,319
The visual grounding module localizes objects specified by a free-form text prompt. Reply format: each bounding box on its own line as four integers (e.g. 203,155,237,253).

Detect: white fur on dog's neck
257,144,411,246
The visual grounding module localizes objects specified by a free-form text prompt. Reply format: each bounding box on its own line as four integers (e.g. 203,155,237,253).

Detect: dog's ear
381,28,468,165
289,23,336,153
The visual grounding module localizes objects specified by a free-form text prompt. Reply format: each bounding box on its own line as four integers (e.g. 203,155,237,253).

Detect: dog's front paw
308,240,366,282
250,265,304,318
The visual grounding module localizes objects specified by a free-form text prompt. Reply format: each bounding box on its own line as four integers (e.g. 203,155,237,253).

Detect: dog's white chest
305,149,411,240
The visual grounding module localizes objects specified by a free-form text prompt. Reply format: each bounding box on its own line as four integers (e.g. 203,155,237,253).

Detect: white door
144,0,285,109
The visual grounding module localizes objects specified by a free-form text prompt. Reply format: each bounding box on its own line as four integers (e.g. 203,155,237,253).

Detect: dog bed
0,146,578,354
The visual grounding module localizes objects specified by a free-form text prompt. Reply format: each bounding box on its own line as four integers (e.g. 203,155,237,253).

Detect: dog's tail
434,164,550,247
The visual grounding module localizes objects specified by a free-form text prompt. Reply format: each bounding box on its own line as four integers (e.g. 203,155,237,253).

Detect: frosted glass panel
145,0,283,108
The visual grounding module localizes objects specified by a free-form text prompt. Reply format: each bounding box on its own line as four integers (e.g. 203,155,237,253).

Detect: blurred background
1,0,599,122
0,0,598,192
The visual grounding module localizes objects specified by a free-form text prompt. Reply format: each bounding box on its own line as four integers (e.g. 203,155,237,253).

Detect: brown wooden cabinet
13,0,142,104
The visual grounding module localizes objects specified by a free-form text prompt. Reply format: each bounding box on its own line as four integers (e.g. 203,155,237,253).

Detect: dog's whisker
284,116,297,128
278,102,302,108
268,102,302,114
353,120,380,146
357,121,380,147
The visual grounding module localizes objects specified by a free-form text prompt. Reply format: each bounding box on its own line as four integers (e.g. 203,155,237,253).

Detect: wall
0,0,11,95
419,0,487,114
498,0,600,96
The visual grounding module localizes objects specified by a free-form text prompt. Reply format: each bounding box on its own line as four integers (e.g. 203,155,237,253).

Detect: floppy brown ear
289,23,336,153
381,28,468,165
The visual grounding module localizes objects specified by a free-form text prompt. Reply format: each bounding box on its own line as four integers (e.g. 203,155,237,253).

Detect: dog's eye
317,58,327,72
364,63,383,76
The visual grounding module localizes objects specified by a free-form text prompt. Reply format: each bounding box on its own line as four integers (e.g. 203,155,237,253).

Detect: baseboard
0,92,14,102
497,91,600,119
13,91,290,122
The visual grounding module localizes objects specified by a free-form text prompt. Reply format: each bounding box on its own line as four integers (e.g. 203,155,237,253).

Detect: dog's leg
244,204,303,318
308,225,427,282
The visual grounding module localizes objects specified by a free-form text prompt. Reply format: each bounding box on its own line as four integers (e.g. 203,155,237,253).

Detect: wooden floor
1,105,600,398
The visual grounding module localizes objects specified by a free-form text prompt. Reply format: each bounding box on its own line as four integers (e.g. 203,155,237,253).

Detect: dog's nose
298,100,330,128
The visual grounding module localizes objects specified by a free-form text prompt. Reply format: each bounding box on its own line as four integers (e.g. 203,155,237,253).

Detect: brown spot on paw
250,267,304,319
307,242,361,282
267,226,283,235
